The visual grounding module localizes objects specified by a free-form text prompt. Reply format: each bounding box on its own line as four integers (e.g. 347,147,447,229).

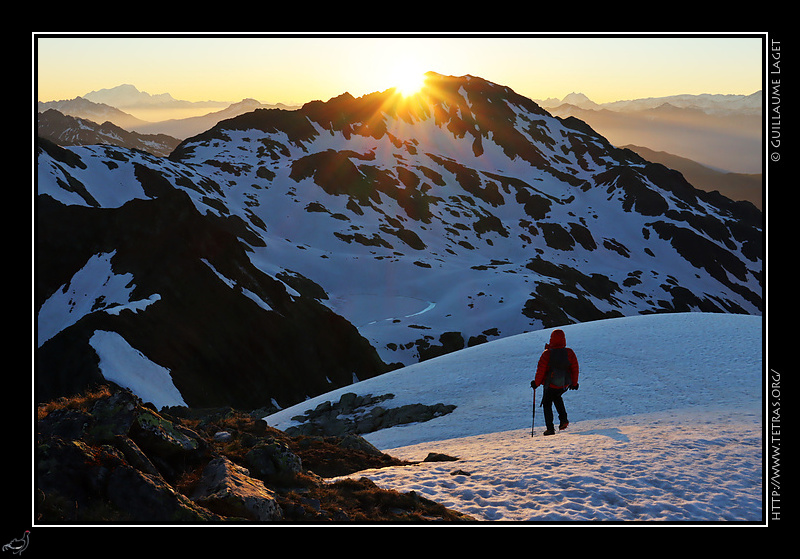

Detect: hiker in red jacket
531,329,579,436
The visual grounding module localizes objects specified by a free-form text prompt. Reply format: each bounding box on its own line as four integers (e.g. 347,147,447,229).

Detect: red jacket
534,329,579,389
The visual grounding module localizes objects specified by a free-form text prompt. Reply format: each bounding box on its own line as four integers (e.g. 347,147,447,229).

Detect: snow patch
37,251,160,347
89,330,186,409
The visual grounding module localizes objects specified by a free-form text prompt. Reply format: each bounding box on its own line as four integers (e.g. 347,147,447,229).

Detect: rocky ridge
284,391,457,437
37,109,181,157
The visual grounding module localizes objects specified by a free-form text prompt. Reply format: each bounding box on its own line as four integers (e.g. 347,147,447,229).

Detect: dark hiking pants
542,387,568,429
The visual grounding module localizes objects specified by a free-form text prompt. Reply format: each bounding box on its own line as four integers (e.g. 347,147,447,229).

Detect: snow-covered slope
36,71,763,411
164,71,761,367
267,313,763,522
35,138,389,409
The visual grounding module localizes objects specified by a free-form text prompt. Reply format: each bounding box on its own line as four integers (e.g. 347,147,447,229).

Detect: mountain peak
560,92,600,109
83,83,177,108
562,91,591,102
37,71,763,413
86,83,140,95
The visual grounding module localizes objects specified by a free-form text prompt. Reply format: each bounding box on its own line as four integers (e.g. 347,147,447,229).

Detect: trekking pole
531,385,536,436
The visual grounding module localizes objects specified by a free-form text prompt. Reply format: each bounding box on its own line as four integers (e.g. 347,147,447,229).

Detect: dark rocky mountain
623,144,762,210
37,109,181,157
36,71,762,412
38,88,302,141
36,136,389,410
38,96,151,131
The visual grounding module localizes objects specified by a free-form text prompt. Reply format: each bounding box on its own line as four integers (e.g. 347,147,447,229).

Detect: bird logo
2,531,29,555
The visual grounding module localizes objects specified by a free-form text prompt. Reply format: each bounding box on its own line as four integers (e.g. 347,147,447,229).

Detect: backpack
546,347,571,388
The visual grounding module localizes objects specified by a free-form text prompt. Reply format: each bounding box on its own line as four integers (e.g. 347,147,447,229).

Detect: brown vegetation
36,386,474,524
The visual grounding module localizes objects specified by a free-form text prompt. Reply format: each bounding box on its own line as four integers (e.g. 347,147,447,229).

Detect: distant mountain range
36,72,762,411
37,96,151,132
38,84,301,140
538,91,762,177
537,91,762,115
82,83,229,111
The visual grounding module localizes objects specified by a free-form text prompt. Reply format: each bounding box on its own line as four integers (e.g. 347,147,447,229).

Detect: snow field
347,408,761,522
269,312,763,523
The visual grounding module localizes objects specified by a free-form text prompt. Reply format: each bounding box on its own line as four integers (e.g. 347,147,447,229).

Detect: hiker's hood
549,329,567,348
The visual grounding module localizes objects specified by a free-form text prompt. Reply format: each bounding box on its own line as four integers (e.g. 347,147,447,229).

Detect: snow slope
160,74,762,367
36,74,762,412
267,312,763,523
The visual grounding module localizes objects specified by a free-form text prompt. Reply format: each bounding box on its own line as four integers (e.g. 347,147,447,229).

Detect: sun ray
393,62,426,97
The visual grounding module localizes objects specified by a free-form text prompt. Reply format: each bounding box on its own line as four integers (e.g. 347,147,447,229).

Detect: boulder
105,460,222,522
117,396,208,482
112,435,161,477
337,433,383,456
191,456,283,521
37,408,91,441
423,452,459,462
36,434,220,522
130,407,206,458
85,390,140,443
244,439,302,483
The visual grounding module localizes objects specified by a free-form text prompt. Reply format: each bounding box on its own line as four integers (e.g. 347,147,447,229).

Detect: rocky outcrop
191,456,282,521
36,387,473,523
38,389,219,522
284,392,456,437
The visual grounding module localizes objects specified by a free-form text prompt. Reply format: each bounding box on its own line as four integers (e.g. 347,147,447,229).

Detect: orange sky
35,33,766,108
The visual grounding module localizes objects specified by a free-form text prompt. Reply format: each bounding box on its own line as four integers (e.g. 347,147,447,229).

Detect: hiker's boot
543,428,556,436
559,421,569,431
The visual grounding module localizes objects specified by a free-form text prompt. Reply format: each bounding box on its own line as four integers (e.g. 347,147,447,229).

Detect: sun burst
394,63,426,97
